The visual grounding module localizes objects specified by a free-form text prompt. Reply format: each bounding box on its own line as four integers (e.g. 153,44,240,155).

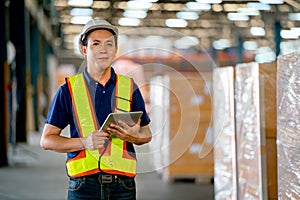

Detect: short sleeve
45,84,73,129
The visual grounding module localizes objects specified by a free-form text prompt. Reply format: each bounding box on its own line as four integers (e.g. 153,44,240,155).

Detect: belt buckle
99,175,113,184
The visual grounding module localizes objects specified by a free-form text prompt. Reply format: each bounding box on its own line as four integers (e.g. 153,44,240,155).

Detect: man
40,18,152,200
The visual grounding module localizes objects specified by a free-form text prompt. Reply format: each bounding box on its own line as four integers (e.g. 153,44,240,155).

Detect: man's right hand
80,131,110,150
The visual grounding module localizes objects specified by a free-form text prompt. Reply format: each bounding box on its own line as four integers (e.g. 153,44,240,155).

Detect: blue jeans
67,174,136,200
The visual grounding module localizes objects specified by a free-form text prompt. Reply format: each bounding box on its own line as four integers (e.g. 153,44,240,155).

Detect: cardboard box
259,62,277,138
149,72,213,183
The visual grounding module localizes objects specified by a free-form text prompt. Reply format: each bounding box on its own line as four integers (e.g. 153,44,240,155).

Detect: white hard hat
78,18,118,54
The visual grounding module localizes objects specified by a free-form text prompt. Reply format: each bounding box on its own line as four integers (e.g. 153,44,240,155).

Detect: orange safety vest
65,73,137,178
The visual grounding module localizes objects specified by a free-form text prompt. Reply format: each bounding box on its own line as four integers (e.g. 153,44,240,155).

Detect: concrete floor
0,132,214,200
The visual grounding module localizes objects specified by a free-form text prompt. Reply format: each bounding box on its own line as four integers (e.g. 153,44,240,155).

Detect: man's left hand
106,119,141,144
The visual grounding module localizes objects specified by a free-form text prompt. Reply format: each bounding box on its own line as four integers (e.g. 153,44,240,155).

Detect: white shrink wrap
235,62,268,200
213,67,238,200
277,52,300,200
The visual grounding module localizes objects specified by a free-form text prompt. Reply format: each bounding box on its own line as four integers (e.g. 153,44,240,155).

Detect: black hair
81,28,118,47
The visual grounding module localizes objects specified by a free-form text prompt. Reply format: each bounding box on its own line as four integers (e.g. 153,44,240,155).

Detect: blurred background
1,0,300,199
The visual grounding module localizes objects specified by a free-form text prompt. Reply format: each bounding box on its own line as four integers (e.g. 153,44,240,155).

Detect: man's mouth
98,57,108,61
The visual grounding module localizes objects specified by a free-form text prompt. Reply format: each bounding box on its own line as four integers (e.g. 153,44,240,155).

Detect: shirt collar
83,67,116,86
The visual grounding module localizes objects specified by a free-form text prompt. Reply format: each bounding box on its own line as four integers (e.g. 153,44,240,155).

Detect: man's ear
81,46,87,57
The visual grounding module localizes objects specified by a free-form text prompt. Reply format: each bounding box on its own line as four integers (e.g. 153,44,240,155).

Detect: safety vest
65,73,137,178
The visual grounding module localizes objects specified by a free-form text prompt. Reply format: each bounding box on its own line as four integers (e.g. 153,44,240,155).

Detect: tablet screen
99,111,143,132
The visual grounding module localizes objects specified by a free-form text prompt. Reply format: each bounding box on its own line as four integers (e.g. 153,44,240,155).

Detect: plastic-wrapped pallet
235,62,268,200
213,62,277,200
277,52,300,200
213,67,238,200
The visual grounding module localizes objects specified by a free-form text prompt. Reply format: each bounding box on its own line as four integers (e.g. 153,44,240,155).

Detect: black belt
82,173,133,184
98,174,122,184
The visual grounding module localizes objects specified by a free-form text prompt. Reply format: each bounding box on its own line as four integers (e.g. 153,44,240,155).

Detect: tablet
99,111,143,132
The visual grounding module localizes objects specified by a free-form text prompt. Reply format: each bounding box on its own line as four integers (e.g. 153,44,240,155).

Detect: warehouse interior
0,0,300,199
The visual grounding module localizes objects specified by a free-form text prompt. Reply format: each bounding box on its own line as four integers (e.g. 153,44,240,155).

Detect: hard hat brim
78,18,118,55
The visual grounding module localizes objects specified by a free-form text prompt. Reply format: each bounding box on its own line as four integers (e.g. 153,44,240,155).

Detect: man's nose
97,44,107,53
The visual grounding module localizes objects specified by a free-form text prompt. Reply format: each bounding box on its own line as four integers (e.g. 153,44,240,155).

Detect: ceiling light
180,36,199,45
165,19,188,28
124,10,147,19
255,52,276,63
196,0,222,3
255,46,276,63
290,27,300,37
227,13,249,21
68,0,93,7
288,13,300,21
291,27,300,34
213,39,231,50
186,2,211,11
280,29,299,39
243,41,258,51
250,27,266,36
176,11,199,20
70,16,92,24
127,1,152,10
173,40,190,50
118,17,141,26
70,8,93,16
259,0,283,4
237,7,260,16
247,3,270,11
174,36,199,50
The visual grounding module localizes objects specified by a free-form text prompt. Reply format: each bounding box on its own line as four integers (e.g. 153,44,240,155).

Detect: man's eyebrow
91,38,114,42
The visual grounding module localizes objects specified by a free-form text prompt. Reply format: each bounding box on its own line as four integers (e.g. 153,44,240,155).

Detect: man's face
81,29,117,71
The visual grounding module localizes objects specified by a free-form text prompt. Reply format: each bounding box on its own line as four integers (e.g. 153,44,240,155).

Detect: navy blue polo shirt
45,67,150,159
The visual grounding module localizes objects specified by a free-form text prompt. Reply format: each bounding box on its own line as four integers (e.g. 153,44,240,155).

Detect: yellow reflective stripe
67,74,97,137
100,74,136,176
100,138,136,175
116,75,131,112
66,152,99,177
66,74,100,177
